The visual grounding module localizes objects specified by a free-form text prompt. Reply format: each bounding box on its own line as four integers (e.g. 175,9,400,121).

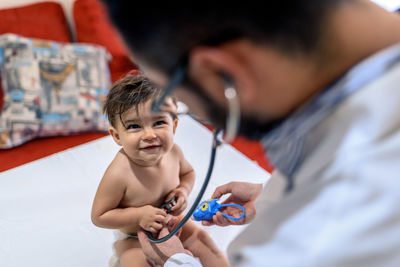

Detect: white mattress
0,115,270,267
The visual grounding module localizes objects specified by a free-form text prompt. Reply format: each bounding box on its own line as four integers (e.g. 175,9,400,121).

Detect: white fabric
372,0,400,11
165,253,202,267
226,61,400,266
0,115,270,267
161,60,400,266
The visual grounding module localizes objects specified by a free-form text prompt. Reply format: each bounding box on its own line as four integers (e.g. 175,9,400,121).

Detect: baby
91,74,228,267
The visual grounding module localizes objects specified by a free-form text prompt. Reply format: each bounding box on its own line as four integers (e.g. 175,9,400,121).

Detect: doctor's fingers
215,211,245,226
221,195,235,205
167,216,183,237
213,212,233,226
201,220,215,226
146,258,157,267
212,182,236,199
137,229,166,264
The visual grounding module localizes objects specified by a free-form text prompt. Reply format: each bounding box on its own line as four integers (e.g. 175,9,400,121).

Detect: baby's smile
139,144,162,154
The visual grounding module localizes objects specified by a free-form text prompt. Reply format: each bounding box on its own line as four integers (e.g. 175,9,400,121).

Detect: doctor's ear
188,45,257,104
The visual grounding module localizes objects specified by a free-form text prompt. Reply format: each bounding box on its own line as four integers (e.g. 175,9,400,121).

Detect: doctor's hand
202,182,262,227
138,217,193,266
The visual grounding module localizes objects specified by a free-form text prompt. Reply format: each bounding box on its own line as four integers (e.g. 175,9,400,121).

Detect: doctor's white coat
227,56,400,267
165,50,400,267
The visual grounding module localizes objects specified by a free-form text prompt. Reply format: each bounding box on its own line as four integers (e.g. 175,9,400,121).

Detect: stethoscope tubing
147,129,222,243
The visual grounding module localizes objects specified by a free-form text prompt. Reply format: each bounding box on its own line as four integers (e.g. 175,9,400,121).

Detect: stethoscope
147,67,240,243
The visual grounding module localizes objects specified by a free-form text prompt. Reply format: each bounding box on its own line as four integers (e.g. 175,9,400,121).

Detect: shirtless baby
91,74,228,267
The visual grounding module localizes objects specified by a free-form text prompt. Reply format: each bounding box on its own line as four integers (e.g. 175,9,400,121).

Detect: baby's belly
119,192,169,235
120,179,180,235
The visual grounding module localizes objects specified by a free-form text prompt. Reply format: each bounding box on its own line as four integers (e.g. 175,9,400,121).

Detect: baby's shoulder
168,144,189,168
104,150,135,181
170,143,183,156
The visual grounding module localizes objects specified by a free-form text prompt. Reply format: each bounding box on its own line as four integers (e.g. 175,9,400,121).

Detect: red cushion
0,2,71,42
202,124,273,173
0,1,71,116
73,0,137,82
230,136,274,173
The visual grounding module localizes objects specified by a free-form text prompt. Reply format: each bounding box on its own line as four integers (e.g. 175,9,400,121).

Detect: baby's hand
138,205,167,233
165,187,188,216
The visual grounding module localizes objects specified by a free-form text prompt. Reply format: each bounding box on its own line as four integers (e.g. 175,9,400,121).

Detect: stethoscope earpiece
220,73,241,143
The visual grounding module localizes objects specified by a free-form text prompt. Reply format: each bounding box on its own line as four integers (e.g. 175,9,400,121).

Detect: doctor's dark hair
103,74,176,128
101,0,346,75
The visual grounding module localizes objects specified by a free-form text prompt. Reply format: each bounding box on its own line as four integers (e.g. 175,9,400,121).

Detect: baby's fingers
147,226,158,234
155,208,167,217
153,214,166,224
164,192,176,203
171,196,185,211
171,202,188,216
145,221,163,233
151,222,163,231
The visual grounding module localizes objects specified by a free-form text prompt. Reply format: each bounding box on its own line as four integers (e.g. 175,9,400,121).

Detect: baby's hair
103,74,176,127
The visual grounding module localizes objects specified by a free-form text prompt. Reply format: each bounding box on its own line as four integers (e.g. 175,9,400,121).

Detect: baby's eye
126,124,141,130
153,120,166,127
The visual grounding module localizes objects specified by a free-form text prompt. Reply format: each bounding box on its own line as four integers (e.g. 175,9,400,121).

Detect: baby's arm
91,167,166,233
166,144,195,215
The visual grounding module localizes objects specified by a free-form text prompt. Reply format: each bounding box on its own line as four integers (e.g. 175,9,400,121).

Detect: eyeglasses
151,65,241,143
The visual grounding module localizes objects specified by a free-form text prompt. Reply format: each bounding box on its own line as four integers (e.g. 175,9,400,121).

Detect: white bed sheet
0,115,270,267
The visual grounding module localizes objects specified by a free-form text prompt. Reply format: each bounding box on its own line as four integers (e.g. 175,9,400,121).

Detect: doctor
102,0,400,266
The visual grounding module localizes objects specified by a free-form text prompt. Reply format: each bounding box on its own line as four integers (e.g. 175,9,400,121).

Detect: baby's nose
142,128,156,140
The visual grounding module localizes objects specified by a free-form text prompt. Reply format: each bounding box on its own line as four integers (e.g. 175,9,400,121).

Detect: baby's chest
123,163,180,207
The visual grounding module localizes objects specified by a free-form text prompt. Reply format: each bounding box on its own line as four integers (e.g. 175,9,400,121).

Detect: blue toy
193,198,245,221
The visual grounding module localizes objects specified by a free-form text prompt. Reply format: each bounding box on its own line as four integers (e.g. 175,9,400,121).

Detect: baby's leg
114,237,150,267
179,219,229,267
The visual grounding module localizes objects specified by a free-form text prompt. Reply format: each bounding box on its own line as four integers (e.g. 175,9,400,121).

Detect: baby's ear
173,119,178,134
108,126,122,146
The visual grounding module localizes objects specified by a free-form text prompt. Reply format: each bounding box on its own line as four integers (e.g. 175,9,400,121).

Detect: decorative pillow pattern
0,34,111,149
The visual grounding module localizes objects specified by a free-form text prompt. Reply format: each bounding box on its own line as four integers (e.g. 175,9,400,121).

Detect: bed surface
0,115,270,267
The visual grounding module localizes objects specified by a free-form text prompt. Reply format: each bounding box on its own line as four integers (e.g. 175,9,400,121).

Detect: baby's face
114,100,177,166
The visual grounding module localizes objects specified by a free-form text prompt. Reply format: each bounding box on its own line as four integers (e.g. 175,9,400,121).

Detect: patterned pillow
0,33,111,149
